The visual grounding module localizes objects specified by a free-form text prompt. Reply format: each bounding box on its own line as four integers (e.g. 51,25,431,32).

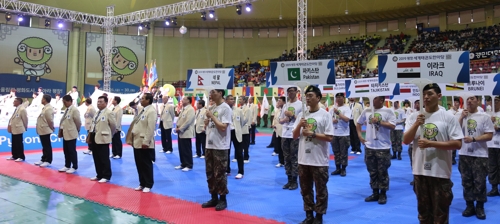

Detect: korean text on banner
345,78,400,98
186,68,234,90
319,79,347,94
266,59,336,87
377,51,470,84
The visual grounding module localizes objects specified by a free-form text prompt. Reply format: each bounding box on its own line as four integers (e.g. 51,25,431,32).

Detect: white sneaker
275,163,283,168
109,155,114,158
134,186,144,191
58,167,70,172
113,155,121,159
235,174,244,179
165,151,172,154
89,151,93,155
272,152,278,156
182,167,192,172
90,176,99,181
65,168,76,174
193,155,199,158
6,157,14,160
40,162,50,167
34,161,43,166
98,178,109,183
174,165,183,170
14,158,24,162
158,150,165,153
142,187,151,193
350,151,355,154
244,160,250,164
152,161,155,164
356,152,361,155
200,156,205,159
231,159,237,162
83,150,91,154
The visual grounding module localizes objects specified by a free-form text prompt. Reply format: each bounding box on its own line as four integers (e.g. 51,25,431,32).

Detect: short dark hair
62,95,72,102
185,96,192,104
129,101,136,107
279,96,286,102
98,96,108,103
335,92,344,98
15,97,23,104
198,99,205,107
287,87,297,92
144,93,153,105
454,97,460,102
102,93,108,97
114,96,121,104
38,87,43,91
305,86,322,100
33,92,39,96
43,94,51,103
55,93,60,97
215,89,225,96
85,98,92,104
422,83,441,94
239,96,247,102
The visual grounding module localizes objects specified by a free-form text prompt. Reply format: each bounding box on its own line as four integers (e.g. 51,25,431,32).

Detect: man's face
305,92,319,107
182,97,189,107
162,96,168,103
197,102,203,109
210,90,220,101
63,99,72,107
422,89,440,108
454,101,460,108
72,88,77,92
38,88,42,93
248,97,253,104
239,97,245,105
287,88,297,99
41,97,46,104
140,95,148,107
372,97,384,109
143,87,149,93
13,99,20,107
335,96,344,105
394,101,399,109
414,101,420,109
226,96,235,107
97,99,106,110
56,96,60,100
466,96,479,109
278,99,285,107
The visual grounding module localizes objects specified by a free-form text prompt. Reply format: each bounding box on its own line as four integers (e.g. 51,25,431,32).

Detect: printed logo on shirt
423,123,439,141
368,113,382,131
394,111,399,118
305,118,317,142
467,119,477,136
495,117,500,127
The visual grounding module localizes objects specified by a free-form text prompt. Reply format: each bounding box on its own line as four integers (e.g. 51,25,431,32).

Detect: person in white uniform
329,93,351,177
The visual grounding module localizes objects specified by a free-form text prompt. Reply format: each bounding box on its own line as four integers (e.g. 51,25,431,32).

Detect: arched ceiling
20,0,500,28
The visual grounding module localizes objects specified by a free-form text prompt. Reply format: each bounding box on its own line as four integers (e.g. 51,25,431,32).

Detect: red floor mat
0,160,283,224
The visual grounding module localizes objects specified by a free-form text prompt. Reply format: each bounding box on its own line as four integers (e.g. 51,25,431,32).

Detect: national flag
234,87,242,98
355,84,370,93
323,86,334,91
254,94,258,104
445,83,464,91
197,75,204,86
260,96,269,118
397,62,421,78
173,95,178,107
142,64,148,86
196,95,200,102
202,93,208,105
148,61,158,88
242,87,247,97
442,95,448,110
272,97,277,113
325,93,331,110
176,95,183,113
400,88,411,93
272,87,278,97
278,87,284,96
359,97,364,109
235,94,239,107
287,68,301,81
191,96,196,109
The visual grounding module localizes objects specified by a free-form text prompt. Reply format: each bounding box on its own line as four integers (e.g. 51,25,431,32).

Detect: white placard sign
345,78,400,98
377,51,470,84
186,68,234,90
266,59,336,87
319,79,346,94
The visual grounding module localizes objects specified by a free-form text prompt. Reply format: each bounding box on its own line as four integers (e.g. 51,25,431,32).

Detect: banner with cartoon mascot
84,33,146,96
0,24,69,98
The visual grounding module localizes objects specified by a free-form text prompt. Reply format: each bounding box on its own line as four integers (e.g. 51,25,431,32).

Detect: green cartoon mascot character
14,37,53,82
305,118,317,141
97,46,138,81
423,123,439,141
467,119,477,136
369,113,382,131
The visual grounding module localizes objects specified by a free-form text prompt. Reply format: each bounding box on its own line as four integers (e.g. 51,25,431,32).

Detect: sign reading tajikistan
266,59,335,87
186,68,234,90
377,51,470,84
318,79,346,94
345,78,400,98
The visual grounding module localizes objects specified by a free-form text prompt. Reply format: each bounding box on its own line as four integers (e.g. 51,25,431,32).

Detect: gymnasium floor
0,130,499,224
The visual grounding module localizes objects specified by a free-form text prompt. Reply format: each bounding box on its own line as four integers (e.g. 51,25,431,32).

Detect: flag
203,93,208,105
442,95,448,110
142,64,148,86
260,96,269,118
191,96,196,109
176,95,183,113
148,61,158,88
196,95,200,102
271,96,277,113
323,86,334,91
173,95,178,106
482,96,486,111
79,95,85,106
234,87,242,98
355,84,370,93
400,88,411,94
254,95,258,104
359,97,364,109
397,62,421,78
445,83,464,91
287,68,301,81
235,94,239,107
278,87,284,96
325,93,331,110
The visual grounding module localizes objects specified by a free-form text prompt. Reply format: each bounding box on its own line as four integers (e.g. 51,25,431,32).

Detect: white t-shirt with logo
206,102,233,150
294,109,334,166
357,107,397,150
409,109,464,179
280,100,303,138
459,112,495,158
448,108,463,116
392,108,406,130
488,111,500,149
329,105,351,136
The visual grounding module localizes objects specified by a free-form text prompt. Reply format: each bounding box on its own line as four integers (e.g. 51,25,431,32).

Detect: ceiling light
165,18,170,26
245,3,252,12
57,20,63,28
5,13,11,22
171,17,177,26
416,0,420,5
209,10,215,19
201,11,206,21
18,15,23,22
345,9,349,15
236,5,242,15
139,23,143,30
44,18,51,27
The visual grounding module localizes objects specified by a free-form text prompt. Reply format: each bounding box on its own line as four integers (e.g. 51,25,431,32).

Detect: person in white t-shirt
329,93,352,176
390,101,406,160
449,97,463,165
404,99,420,186
279,87,302,190
292,86,334,224
487,96,500,197
356,96,396,205
457,96,494,220
201,89,232,211
402,83,463,224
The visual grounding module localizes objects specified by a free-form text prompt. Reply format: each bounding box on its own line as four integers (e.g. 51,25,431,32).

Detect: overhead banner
84,33,146,96
319,79,346,94
0,24,69,98
267,59,336,87
186,68,234,90
345,78,400,98
469,49,500,60
378,51,470,84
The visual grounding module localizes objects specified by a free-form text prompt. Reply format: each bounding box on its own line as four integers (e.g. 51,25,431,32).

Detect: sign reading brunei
377,51,470,84
266,59,336,87
186,68,234,90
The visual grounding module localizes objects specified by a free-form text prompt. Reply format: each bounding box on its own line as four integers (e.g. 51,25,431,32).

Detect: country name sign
267,59,336,87
318,79,346,94
377,51,470,84
186,68,234,90
345,77,400,98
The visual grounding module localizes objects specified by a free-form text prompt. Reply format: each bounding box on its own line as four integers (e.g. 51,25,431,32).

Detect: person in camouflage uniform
330,93,352,177
390,101,406,160
405,100,420,186
487,96,500,197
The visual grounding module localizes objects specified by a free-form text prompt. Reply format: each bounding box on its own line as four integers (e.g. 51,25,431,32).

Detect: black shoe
391,155,397,160
378,193,387,204
312,214,323,224
452,159,457,165
300,211,315,224
340,169,346,177
397,155,402,160
462,201,476,217
365,193,379,202
331,170,341,175
289,182,298,190
475,202,486,220
215,200,227,211
410,181,414,186
487,188,500,197
250,142,256,145
282,182,291,189
201,199,219,208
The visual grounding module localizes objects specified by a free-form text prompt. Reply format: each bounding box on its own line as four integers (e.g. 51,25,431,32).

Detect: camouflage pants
390,130,403,153
205,148,229,195
408,144,413,169
459,155,488,202
413,175,454,224
298,165,329,214
488,148,500,185
282,138,299,178
365,148,391,191
331,136,350,166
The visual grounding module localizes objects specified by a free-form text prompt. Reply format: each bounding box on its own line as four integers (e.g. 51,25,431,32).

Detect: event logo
287,68,301,81
467,119,477,136
368,113,382,131
14,37,53,82
423,123,438,141
97,46,138,81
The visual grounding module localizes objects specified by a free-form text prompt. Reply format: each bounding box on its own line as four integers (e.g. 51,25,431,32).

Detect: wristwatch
472,137,476,142
311,131,316,138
